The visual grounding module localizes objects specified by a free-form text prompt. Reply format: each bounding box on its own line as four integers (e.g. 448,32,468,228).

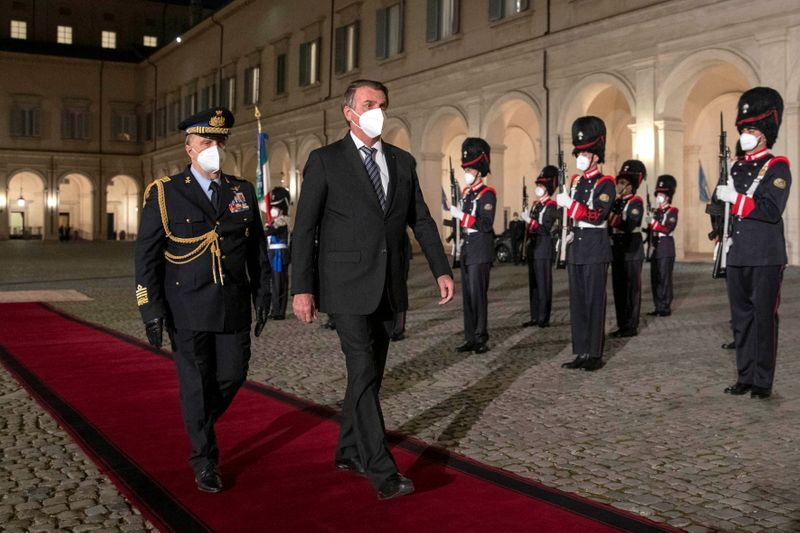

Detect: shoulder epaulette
143,176,171,206
767,156,790,169
476,186,496,199
597,175,616,186
629,195,644,204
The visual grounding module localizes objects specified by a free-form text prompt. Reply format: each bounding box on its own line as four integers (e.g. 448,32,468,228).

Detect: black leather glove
254,307,268,337
144,317,164,348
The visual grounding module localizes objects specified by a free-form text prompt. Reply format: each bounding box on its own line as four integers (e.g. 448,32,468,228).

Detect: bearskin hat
736,87,783,148
535,165,559,195
270,186,291,214
461,137,491,177
616,159,646,192
571,116,606,163
655,174,677,199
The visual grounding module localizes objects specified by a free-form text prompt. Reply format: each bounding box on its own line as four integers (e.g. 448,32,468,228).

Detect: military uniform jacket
458,183,497,266
609,194,644,261
266,220,291,268
525,198,558,260
726,150,791,266
135,166,271,332
292,135,451,315
650,205,678,259
565,169,616,265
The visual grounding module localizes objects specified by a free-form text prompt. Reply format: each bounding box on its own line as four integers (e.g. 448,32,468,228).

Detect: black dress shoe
721,341,736,350
377,473,415,501
538,322,550,328
272,314,285,320
390,332,405,342
456,341,476,353
195,465,222,493
522,320,538,327
582,357,604,371
658,311,671,317
561,354,588,369
616,328,637,338
473,343,489,354
335,457,366,475
646,310,659,316
750,386,772,399
724,383,752,395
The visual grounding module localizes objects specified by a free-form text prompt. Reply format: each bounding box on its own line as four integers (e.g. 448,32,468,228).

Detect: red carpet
0,303,673,532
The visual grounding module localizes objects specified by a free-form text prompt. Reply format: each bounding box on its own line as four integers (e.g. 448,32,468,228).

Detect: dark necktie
209,180,220,212
359,145,386,211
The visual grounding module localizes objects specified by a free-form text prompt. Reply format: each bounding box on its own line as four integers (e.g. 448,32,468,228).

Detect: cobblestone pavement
1,240,799,532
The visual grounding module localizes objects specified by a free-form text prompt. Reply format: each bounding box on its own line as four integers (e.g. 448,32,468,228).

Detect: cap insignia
577,131,584,140
209,110,226,127
463,150,468,158
742,103,749,114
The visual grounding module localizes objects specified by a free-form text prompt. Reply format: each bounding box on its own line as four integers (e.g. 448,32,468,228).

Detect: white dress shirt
350,131,390,196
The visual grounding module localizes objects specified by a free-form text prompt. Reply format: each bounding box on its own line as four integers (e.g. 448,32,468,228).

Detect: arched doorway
483,93,542,231
58,173,94,240
8,171,46,239
106,175,139,240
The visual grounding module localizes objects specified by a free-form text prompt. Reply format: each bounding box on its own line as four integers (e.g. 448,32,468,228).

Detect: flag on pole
698,160,710,203
256,131,271,214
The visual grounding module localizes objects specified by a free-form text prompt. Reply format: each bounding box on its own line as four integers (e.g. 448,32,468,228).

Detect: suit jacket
291,134,452,315
135,165,271,331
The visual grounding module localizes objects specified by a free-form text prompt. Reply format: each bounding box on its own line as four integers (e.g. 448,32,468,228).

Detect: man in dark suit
292,79,454,500
135,107,270,493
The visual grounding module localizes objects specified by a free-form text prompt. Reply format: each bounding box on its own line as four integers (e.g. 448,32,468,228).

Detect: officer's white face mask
535,186,547,197
656,194,667,205
196,145,225,174
350,108,385,138
739,132,760,152
270,207,280,218
464,171,477,186
576,154,592,172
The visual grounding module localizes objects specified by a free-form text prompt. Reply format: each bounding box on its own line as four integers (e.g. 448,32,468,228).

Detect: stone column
490,144,506,233
420,151,446,239
0,171,9,240
95,172,107,241
655,118,685,259
783,104,799,264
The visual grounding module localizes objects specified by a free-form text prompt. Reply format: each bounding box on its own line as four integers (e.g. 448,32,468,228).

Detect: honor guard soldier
521,165,559,328
715,87,791,399
450,137,496,354
135,107,271,493
609,160,646,337
266,186,291,320
648,175,678,317
556,116,616,371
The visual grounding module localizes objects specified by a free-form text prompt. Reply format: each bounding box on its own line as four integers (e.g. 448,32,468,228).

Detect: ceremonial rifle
449,157,461,268
520,176,529,261
642,179,653,261
554,136,569,269
712,113,731,279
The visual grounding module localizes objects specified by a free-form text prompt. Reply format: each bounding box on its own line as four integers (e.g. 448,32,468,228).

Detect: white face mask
351,108,385,138
535,186,547,197
656,194,667,205
464,171,477,186
739,132,760,152
196,145,225,174
270,207,280,218
576,154,592,172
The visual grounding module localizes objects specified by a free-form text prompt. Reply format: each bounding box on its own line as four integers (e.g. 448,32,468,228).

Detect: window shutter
452,0,461,34
32,108,41,137
488,0,502,21
426,0,439,42
353,21,360,69
376,8,387,59
62,110,71,139
299,42,308,86
398,2,405,53
335,26,346,74
520,0,529,11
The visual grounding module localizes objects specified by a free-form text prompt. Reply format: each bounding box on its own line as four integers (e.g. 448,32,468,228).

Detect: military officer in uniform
556,116,616,371
715,87,791,399
609,160,646,337
450,138,496,354
648,175,678,317
135,107,270,493
521,165,559,328
265,186,291,320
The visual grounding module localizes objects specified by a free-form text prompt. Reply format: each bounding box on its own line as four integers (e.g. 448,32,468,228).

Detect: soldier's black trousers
727,265,783,390
269,269,289,317
650,256,674,314
461,262,492,344
172,328,251,474
567,262,609,359
333,292,398,488
527,257,553,325
612,258,643,331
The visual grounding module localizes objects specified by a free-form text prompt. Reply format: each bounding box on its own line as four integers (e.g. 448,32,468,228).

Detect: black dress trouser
269,269,289,316
612,258,643,331
527,257,553,325
651,256,674,314
172,328,252,473
461,262,491,344
567,262,609,359
333,291,398,488
727,265,783,390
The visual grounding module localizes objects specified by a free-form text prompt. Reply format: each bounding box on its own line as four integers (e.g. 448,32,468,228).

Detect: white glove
521,211,531,223
556,192,572,208
716,184,738,204
449,205,464,220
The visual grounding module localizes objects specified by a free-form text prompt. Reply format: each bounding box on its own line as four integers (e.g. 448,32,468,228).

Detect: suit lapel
217,175,236,219
341,134,384,214
383,143,398,214
183,166,218,222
